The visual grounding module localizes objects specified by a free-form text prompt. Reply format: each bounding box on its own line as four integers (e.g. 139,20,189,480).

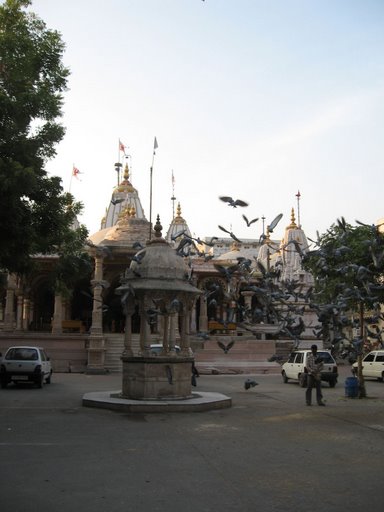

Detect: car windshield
317,352,335,364
5,348,38,361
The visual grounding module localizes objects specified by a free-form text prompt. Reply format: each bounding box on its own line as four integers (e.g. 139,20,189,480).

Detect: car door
295,352,305,378
39,349,49,377
371,352,384,379
362,352,376,377
284,352,298,379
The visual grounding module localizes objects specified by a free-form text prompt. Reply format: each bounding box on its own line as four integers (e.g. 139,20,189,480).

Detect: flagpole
171,170,176,220
69,164,74,193
149,137,158,240
296,190,301,227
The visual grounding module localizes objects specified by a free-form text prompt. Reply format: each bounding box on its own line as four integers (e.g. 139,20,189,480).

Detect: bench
208,321,236,334
62,320,85,334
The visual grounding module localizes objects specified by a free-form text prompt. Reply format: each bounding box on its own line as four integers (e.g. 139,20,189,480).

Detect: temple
0,159,316,373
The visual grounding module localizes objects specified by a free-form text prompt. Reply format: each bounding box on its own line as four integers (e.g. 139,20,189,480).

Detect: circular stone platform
82,390,232,413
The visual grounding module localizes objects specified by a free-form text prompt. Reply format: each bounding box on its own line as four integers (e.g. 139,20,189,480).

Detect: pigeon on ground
244,379,258,390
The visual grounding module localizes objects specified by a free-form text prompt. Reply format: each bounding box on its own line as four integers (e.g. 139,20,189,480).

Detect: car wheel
299,374,307,388
1,379,7,389
36,375,44,388
282,371,288,383
329,379,337,388
46,372,52,384
379,372,384,383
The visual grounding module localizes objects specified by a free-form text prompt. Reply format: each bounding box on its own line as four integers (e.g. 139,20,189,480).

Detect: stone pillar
180,305,192,355
189,300,197,333
123,302,135,357
162,314,170,353
139,297,151,355
199,296,208,332
29,300,34,330
87,253,107,374
169,313,177,354
90,255,105,335
22,298,30,331
3,274,16,331
15,295,23,331
51,293,63,334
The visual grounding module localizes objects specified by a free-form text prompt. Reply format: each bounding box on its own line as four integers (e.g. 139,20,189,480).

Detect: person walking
306,344,325,406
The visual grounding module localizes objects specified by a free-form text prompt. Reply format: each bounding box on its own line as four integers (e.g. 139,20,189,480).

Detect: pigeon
244,379,258,390
218,225,243,243
267,213,283,233
217,340,235,353
111,197,124,205
242,214,259,227
219,196,249,208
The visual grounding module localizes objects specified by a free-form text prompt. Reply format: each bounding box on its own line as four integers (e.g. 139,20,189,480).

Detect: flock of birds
105,195,384,390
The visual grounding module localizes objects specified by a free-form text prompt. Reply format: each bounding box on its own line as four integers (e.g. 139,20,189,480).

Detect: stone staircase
193,336,284,375
104,334,289,375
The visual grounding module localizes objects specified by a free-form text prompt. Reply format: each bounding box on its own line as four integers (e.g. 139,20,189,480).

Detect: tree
0,0,86,274
303,218,384,397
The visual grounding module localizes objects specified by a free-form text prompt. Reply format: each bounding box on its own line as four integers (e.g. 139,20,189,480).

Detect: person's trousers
306,375,323,404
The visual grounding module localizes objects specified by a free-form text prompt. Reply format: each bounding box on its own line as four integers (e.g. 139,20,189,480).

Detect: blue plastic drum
345,376,359,398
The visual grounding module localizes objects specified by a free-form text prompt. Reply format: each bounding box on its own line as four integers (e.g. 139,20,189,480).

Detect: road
1,365,384,512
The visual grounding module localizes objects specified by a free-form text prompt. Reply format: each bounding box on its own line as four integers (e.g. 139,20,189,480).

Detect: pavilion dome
124,216,201,294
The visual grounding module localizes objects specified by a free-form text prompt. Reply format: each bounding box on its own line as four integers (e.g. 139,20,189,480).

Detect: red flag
119,139,126,153
72,166,82,180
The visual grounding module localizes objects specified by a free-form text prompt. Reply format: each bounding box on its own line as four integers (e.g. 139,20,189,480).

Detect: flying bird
267,213,283,233
219,196,249,208
111,197,124,205
217,340,235,353
204,237,219,247
244,379,258,390
242,214,259,227
218,225,243,243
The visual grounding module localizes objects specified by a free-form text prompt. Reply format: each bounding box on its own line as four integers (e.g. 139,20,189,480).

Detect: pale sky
29,0,384,243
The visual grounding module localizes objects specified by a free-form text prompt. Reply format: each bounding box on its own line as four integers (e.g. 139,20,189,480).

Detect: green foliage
303,218,384,312
0,0,85,274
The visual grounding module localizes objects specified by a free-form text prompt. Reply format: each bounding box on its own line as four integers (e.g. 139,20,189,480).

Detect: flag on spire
154,137,158,153
72,165,81,179
119,139,126,154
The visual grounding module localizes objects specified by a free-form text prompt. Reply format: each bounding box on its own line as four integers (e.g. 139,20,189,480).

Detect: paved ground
1,365,384,512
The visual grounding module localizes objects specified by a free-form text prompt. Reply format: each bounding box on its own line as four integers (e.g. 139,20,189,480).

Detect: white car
149,344,181,355
352,350,384,381
0,346,52,388
281,349,338,388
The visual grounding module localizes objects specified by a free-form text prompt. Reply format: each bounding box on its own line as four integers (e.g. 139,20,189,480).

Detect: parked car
351,350,384,381
0,346,52,388
149,344,181,355
281,349,338,387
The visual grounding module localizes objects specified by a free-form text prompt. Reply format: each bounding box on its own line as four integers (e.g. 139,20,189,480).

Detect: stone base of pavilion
82,391,231,413
82,356,232,413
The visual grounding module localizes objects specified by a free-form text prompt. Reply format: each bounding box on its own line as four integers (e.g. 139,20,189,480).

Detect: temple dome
166,203,192,245
276,208,313,284
101,163,147,230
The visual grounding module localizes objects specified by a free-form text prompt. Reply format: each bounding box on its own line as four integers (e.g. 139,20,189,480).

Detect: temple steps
104,334,290,375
